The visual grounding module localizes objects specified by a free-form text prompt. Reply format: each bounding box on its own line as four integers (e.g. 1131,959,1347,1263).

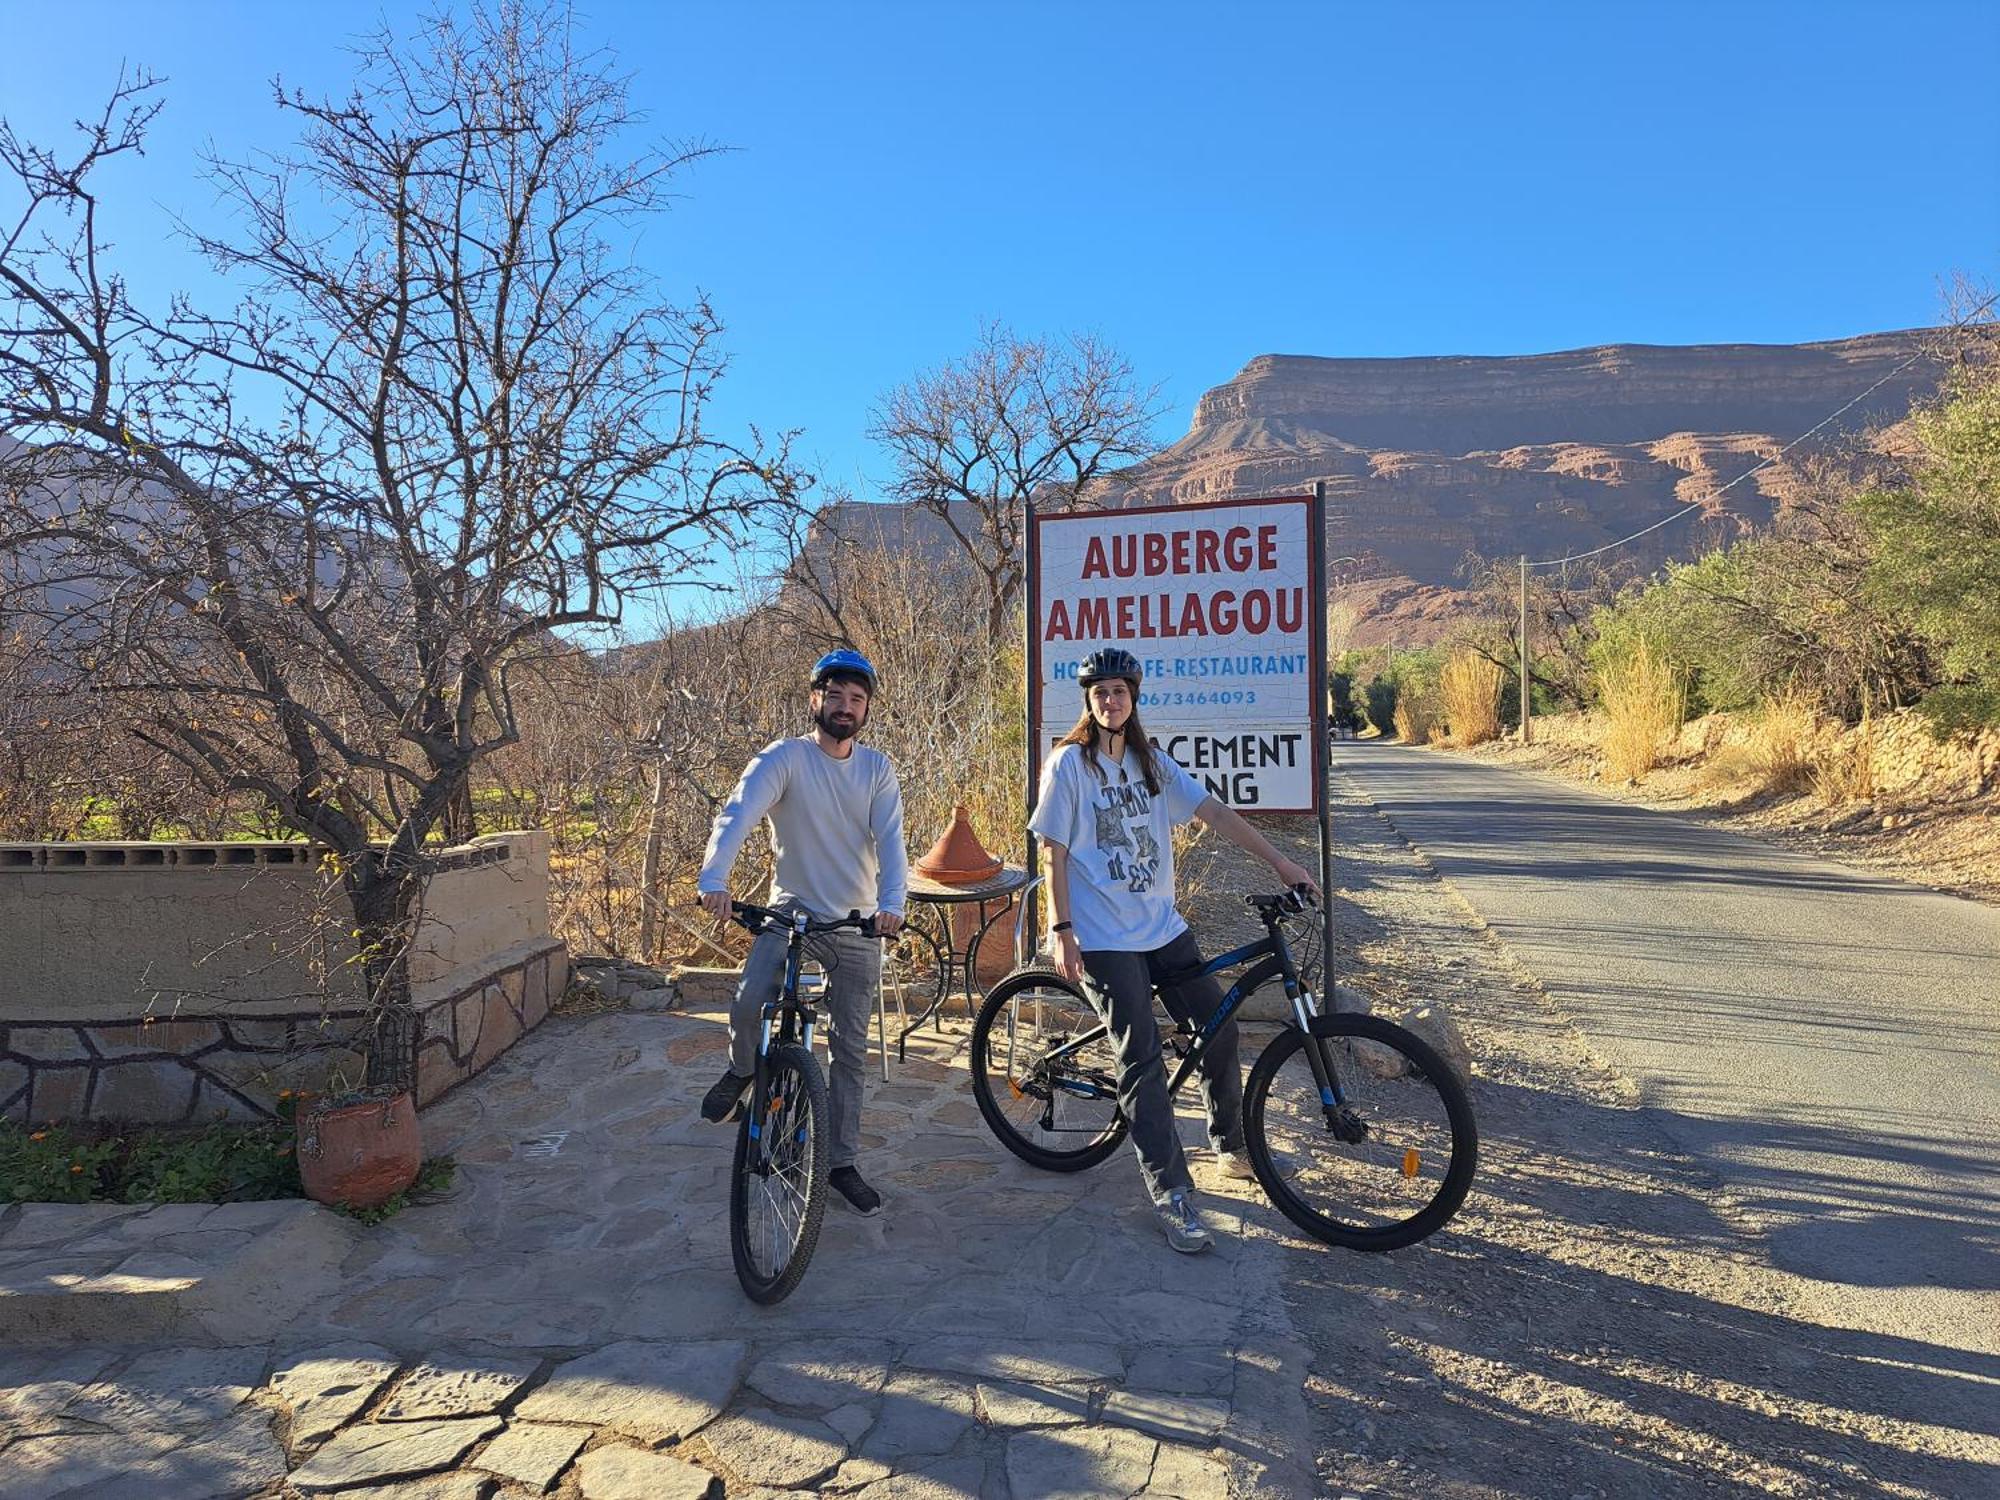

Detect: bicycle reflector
1402,1148,1421,1178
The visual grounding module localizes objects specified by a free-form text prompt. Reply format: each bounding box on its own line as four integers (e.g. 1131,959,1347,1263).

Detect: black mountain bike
970,889,1478,1251
726,901,877,1303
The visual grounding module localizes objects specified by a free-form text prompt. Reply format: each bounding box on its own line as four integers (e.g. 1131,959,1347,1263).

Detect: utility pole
1519,555,1533,746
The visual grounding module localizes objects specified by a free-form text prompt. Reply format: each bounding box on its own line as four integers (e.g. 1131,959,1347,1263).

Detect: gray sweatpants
727,914,881,1172
1079,929,1245,1204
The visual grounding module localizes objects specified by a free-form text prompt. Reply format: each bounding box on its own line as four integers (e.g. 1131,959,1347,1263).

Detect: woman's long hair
1058,695,1162,796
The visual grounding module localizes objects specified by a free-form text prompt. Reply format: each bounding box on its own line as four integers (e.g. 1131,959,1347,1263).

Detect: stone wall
0,940,567,1126
0,831,554,1021
0,832,566,1125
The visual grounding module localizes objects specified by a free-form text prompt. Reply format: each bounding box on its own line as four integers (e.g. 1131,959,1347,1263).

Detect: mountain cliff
1107,331,1940,643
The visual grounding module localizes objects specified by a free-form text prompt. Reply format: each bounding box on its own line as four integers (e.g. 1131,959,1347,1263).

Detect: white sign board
1029,496,1324,813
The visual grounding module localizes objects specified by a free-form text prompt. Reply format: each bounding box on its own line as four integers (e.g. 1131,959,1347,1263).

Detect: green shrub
1590,549,1758,718
1,1117,450,1221
116,1123,303,1204
1915,683,2000,736
2,1118,302,1207
1,1124,120,1203
1861,366,2000,728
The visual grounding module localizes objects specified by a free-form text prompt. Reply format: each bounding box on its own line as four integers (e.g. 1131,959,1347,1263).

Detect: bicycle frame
1030,906,1353,1119
746,910,820,1163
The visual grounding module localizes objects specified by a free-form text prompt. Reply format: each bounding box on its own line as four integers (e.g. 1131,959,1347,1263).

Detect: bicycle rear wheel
970,969,1128,1172
1244,1014,1477,1251
730,1042,829,1303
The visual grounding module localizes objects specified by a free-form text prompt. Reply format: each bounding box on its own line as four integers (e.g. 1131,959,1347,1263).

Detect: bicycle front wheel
1244,1015,1477,1251
730,1042,830,1303
970,969,1128,1172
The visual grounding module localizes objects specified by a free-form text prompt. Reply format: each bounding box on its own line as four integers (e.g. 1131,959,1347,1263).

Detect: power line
1525,295,1998,571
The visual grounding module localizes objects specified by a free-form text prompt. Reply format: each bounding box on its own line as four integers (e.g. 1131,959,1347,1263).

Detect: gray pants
728,913,882,1172
1079,929,1245,1204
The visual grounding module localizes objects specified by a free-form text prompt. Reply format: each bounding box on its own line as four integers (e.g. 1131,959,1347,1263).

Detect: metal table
891,864,1034,1059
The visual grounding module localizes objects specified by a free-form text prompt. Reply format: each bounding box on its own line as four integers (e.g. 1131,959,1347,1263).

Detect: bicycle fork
747,997,817,1176
1290,985,1370,1145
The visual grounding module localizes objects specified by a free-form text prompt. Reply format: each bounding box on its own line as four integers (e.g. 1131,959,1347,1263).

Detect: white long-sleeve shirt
698,737,909,919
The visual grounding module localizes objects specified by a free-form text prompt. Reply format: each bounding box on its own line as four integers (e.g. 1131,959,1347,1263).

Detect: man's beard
815,704,864,742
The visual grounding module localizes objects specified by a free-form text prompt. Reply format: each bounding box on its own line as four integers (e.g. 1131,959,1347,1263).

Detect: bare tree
869,324,1159,640
0,4,805,1089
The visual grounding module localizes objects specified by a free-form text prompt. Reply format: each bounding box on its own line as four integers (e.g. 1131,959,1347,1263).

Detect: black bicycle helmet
1078,647,1143,689
810,648,878,695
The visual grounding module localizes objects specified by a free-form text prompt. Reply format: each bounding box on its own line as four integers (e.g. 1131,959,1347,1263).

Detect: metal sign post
1022,491,1041,947
1312,481,1334,993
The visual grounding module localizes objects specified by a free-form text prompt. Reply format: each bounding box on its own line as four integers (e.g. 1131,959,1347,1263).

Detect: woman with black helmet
1028,647,1319,1254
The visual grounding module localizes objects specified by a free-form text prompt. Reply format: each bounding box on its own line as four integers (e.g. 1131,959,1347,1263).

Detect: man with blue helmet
696,648,908,1216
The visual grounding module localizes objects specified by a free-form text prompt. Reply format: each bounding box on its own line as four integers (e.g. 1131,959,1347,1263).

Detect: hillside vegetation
1346,347,2000,896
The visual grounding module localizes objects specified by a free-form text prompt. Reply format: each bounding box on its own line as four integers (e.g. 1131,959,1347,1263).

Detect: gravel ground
1174,774,1999,1500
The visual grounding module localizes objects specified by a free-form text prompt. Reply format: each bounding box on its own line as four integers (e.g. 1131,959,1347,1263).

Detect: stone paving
0,999,1321,1498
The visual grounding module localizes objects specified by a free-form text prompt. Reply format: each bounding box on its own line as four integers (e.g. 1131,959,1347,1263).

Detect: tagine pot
914,804,1003,885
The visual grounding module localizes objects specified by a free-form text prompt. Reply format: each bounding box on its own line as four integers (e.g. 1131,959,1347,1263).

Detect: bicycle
724,900,879,1303
969,888,1478,1251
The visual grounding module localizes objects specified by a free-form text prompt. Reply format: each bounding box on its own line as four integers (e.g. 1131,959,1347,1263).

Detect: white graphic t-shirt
1029,741,1210,951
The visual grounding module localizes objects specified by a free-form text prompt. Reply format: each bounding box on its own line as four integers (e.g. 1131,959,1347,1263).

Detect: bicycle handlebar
1245,885,1319,917
729,900,884,939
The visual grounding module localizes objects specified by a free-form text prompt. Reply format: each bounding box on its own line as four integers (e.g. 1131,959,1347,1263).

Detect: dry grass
1440,649,1506,747
1598,639,1686,782
1747,692,1819,794
1688,694,1877,806
1693,744,1768,794
1810,710,1878,806
1393,694,1437,746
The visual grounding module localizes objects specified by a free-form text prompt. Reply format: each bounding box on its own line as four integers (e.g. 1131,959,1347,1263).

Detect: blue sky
4,0,1996,548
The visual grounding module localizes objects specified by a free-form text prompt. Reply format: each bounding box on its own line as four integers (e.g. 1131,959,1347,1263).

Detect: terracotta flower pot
296,1090,421,1209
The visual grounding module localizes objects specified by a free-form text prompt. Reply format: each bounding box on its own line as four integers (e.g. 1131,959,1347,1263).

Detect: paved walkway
2,998,1321,1498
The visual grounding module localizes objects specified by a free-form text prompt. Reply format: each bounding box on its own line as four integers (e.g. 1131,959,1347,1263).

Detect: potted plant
294,853,425,1210
295,1082,421,1210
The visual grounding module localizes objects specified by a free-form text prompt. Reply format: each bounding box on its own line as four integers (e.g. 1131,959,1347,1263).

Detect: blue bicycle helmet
810,648,878,694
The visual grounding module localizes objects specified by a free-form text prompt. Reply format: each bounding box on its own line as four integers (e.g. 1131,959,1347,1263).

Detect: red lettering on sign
1076,597,1109,639
1277,587,1304,632
1222,527,1253,570
1179,593,1208,636
1211,590,1238,633
1111,536,1138,577
1243,590,1271,633
1258,524,1279,570
1195,531,1219,572
1142,533,1166,575
1081,536,1109,580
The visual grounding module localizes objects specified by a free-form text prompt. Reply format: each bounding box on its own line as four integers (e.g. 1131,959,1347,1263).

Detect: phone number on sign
1141,690,1259,707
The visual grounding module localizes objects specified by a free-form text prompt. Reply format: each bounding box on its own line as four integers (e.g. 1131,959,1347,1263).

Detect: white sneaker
1217,1149,1256,1181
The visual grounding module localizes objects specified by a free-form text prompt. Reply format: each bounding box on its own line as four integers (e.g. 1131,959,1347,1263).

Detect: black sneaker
829,1166,883,1217
700,1068,752,1123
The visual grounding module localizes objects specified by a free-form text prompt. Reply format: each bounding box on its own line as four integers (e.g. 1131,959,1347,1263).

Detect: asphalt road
1336,738,2000,1362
